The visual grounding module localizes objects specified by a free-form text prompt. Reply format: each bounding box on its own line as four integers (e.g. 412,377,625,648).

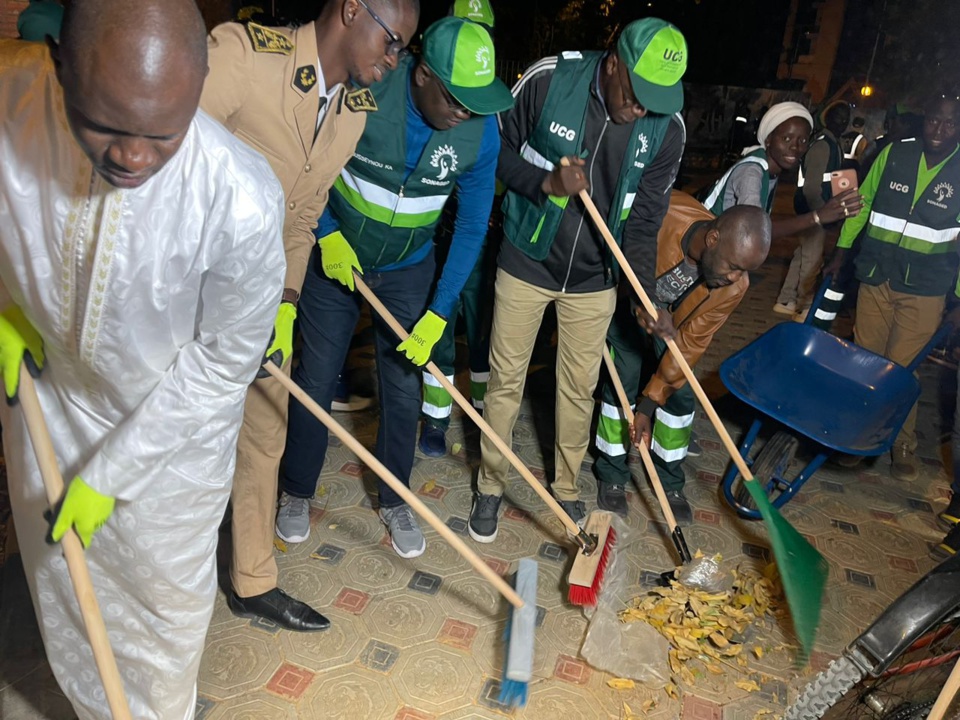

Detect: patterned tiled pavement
1,185,955,719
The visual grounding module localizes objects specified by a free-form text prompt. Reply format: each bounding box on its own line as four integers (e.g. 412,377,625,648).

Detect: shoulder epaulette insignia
245,22,294,55
344,88,378,113
294,65,317,93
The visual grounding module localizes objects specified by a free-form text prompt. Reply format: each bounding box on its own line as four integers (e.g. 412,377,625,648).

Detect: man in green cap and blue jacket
279,16,512,558
470,17,688,543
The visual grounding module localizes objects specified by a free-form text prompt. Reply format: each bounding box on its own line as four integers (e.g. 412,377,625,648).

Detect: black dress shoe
228,588,330,632
597,483,628,518
665,489,693,525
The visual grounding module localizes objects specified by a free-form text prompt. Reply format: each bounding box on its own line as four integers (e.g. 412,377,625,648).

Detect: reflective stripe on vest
334,169,449,229
797,166,833,188
868,210,960,252
844,133,865,160
520,142,554,171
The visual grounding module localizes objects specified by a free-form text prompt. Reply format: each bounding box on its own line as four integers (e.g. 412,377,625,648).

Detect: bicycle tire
733,430,799,510
786,655,864,720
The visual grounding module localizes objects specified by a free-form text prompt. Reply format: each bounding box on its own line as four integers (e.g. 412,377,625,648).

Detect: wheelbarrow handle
17,368,133,720
563,166,756,485
601,347,692,563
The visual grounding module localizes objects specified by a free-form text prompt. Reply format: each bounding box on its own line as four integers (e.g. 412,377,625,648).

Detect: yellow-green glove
397,311,447,367
0,305,45,404
318,231,362,291
258,302,297,378
50,477,115,548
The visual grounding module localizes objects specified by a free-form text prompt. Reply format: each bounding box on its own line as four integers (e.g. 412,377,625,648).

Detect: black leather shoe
597,483,628,518
228,588,330,632
665,489,693,525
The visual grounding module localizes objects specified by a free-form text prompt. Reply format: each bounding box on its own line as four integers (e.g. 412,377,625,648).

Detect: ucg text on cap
617,18,687,115
422,16,513,116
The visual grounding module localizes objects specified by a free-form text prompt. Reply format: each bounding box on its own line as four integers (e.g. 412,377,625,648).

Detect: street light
860,85,874,97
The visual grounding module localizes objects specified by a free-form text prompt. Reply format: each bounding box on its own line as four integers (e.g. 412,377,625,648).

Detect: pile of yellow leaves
620,561,787,704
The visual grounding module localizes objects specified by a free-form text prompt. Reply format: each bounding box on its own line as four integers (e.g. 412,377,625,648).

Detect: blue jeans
282,246,435,508
953,363,960,496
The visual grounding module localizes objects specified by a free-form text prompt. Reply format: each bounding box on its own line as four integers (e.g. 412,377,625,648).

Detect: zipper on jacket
562,119,609,292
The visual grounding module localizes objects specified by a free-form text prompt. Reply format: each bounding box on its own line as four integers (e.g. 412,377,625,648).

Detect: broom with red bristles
353,276,617,614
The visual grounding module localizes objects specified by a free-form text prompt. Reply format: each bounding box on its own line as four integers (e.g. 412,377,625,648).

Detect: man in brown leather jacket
593,191,771,522
199,0,419,631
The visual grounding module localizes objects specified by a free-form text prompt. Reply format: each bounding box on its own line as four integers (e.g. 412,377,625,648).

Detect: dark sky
415,0,794,88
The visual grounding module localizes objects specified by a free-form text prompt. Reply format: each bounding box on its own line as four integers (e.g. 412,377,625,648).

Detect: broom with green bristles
570,165,829,661
263,363,539,704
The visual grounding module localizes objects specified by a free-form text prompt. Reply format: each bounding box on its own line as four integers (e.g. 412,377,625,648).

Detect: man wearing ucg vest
280,17,512,559
824,95,960,483
469,17,687,543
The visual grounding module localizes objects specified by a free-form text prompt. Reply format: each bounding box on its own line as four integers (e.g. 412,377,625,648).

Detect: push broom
569,167,829,661
263,362,538,706
18,366,133,720
353,276,616,610
601,345,692,586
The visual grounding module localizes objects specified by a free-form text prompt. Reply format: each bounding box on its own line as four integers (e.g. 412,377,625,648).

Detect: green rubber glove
397,311,447,367
50,477,116,548
318,231,362,291
258,302,297,378
0,305,45,404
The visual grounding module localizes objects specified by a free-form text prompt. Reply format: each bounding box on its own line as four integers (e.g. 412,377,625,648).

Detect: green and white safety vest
329,55,484,269
502,51,671,265
854,138,960,296
700,149,774,215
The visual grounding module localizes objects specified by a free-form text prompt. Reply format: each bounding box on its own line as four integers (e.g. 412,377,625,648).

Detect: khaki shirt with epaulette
201,21,377,295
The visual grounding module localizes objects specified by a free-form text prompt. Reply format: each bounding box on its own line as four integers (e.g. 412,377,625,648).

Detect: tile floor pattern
1,191,955,719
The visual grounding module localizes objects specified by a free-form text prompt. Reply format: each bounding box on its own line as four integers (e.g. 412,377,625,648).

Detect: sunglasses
356,0,407,58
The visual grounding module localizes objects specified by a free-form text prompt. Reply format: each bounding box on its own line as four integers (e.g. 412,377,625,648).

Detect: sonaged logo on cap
469,0,482,13
294,65,317,93
344,88,378,113
475,46,492,76
245,22,294,55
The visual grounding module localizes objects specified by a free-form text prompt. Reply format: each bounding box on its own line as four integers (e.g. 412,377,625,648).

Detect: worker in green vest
825,94,960,482
469,17,688,543
279,17,513,559
416,0,499,457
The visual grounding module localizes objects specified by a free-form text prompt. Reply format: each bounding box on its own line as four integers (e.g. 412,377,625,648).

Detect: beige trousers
854,281,945,451
478,270,616,501
230,358,291,597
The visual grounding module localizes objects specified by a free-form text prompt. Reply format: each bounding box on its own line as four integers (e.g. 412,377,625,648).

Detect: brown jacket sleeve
642,279,748,406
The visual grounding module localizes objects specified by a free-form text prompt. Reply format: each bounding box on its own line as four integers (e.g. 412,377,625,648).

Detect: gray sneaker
379,505,426,558
276,492,311,543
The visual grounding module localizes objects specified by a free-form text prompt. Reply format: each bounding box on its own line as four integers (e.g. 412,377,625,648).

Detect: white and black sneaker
468,493,502,543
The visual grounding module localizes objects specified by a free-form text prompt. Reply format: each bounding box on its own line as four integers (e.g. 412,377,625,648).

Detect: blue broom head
499,558,538,708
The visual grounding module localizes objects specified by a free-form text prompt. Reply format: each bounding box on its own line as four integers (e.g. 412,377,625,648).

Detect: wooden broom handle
563,166,755,484
354,275,587,539
601,347,681,531
17,369,132,720
928,652,960,720
264,362,524,609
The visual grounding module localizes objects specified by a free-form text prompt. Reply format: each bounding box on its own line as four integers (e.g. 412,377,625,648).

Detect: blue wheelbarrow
719,280,950,519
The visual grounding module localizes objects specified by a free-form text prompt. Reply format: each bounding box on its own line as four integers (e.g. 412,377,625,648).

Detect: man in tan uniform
200,0,420,631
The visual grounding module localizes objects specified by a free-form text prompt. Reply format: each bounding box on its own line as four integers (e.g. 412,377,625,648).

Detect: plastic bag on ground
676,554,733,593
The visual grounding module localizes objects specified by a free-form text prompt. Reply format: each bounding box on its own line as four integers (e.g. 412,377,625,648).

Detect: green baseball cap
617,18,687,115
422,17,514,116
451,0,495,30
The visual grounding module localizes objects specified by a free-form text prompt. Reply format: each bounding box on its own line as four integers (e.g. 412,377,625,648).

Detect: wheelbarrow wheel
733,431,800,510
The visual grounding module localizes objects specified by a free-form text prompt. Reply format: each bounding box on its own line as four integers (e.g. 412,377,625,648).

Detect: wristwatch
281,288,300,305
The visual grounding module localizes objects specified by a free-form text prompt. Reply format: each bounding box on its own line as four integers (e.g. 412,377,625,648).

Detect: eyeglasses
356,0,407,57
434,73,470,116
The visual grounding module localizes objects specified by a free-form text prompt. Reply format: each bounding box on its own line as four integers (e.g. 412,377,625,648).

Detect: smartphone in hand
830,169,858,197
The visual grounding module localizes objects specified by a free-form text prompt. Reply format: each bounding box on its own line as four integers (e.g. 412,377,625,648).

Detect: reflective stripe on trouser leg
594,401,633,457
650,408,694,463
422,372,454,419
470,370,489,410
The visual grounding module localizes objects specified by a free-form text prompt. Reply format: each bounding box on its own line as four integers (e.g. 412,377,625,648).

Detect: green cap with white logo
422,17,514,116
451,0,495,30
617,17,687,115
